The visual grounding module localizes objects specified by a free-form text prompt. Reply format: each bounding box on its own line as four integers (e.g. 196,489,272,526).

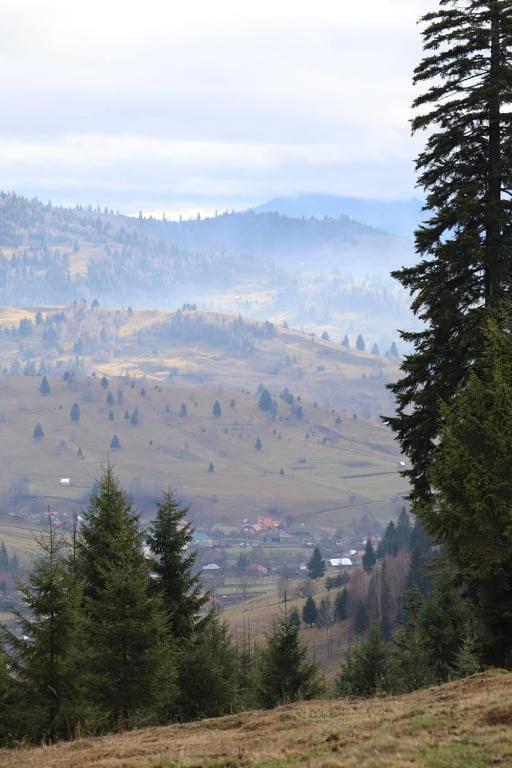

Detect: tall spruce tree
2,513,88,742
77,467,175,730
255,609,322,708
430,311,512,663
389,1,512,505
307,547,325,580
146,489,209,639
335,623,390,698
174,615,237,721
362,538,377,573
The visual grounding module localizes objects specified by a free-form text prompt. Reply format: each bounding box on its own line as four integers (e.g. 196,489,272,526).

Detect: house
327,557,353,568
245,563,268,576
60,478,71,486
202,563,220,572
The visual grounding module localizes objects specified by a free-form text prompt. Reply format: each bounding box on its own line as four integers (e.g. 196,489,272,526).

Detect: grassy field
0,304,399,421
0,515,43,563
0,370,407,533
2,671,511,767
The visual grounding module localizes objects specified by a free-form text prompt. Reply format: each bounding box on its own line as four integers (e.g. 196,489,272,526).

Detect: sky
0,0,432,218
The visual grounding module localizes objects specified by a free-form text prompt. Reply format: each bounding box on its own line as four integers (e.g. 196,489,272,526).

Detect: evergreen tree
395,508,412,551
341,334,350,348
389,588,434,693
70,403,80,422
418,564,472,682
255,437,263,451
100,376,108,389
362,538,377,573
110,434,121,450
377,521,398,558
356,334,366,352
289,607,301,628
335,623,390,698
255,610,322,708
130,408,139,426
2,514,88,742
0,543,8,571
212,400,221,417
179,403,187,417
146,489,209,640
334,588,348,621
33,423,44,440
307,547,325,580
77,467,175,730
405,545,429,597
174,615,237,720
388,1,512,507
430,310,512,664
258,388,275,414
39,376,50,396
371,342,380,355
106,392,114,407
451,634,481,679
0,648,21,746
302,596,318,627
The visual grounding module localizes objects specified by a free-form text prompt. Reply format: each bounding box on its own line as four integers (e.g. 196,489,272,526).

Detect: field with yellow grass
0,303,407,535
2,671,511,768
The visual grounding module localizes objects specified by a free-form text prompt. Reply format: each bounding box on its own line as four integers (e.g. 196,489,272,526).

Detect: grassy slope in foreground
2,671,512,768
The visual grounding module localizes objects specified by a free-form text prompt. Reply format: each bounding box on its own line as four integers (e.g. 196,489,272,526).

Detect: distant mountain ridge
253,193,423,238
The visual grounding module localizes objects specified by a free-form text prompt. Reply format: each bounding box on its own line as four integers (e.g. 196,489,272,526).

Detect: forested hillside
0,193,412,343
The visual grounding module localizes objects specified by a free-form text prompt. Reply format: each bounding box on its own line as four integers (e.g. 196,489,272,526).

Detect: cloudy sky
0,0,431,217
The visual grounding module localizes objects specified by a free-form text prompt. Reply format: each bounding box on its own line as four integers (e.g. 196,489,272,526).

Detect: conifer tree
389,1,512,506
395,508,412,551
355,334,366,352
362,538,377,573
430,310,512,664
289,607,301,628
212,400,221,417
77,467,175,730
389,588,434,693
335,623,390,698
341,334,350,348
70,403,80,422
175,615,237,721
302,596,318,627
33,423,44,440
146,489,209,640
2,513,88,742
255,609,322,708
417,564,472,681
39,376,50,396
307,547,325,580
334,588,348,621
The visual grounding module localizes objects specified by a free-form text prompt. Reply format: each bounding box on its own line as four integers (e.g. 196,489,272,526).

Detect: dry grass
2,671,511,768
0,371,406,531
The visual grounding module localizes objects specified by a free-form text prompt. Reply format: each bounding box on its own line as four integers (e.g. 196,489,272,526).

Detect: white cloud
0,0,432,210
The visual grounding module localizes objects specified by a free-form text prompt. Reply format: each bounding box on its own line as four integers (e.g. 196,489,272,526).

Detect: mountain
253,193,423,238
0,192,414,341
5,671,509,768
